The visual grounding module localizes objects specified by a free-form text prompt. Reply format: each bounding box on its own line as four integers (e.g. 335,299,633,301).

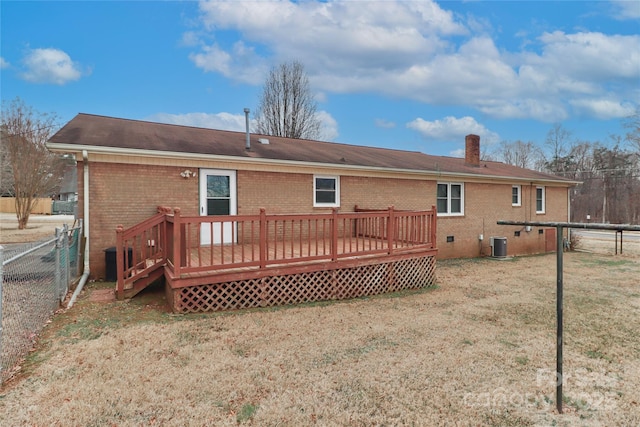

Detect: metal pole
615,231,618,255
55,227,62,307
495,219,640,416
63,224,70,302
620,231,623,255
556,225,564,414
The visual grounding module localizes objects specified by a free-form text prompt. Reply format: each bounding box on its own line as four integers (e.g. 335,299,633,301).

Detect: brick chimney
465,134,480,167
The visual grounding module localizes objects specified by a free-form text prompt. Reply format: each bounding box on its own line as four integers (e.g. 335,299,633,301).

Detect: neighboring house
57,165,78,202
47,113,577,281
51,165,78,215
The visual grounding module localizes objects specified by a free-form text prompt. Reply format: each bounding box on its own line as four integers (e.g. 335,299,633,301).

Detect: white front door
199,169,237,245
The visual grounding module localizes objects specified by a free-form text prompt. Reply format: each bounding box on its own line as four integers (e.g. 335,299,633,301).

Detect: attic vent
258,138,270,145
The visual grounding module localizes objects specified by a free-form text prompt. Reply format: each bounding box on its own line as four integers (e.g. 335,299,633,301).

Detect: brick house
47,113,577,281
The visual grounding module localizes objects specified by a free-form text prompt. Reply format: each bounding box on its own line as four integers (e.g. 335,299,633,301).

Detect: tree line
486,118,640,224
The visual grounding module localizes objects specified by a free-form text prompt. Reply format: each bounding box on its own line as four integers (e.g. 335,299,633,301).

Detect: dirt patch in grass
1,252,638,426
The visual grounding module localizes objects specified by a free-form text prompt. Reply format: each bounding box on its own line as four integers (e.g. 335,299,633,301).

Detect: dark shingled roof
48,113,575,184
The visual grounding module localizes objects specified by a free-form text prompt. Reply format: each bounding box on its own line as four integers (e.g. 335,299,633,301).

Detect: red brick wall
238,172,435,214
435,182,568,258
81,161,198,279
238,170,310,214
79,162,570,278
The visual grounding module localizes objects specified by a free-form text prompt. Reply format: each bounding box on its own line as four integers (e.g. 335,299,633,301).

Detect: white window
437,182,464,216
512,185,521,207
314,175,340,207
536,186,545,214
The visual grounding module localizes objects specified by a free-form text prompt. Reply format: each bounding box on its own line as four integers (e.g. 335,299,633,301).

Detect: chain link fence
0,222,83,384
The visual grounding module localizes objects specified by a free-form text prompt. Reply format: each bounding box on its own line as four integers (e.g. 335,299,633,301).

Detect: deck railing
116,206,436,293
167,206,436,277
115,206,170,299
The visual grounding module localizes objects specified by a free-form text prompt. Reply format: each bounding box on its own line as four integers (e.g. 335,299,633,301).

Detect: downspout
567,187,572,244
67,150,90,308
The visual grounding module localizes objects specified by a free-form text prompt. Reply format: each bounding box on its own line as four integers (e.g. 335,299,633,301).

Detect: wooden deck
116,206,438,312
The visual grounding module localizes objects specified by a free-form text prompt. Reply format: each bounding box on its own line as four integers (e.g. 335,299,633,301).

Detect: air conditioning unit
490,237,507,257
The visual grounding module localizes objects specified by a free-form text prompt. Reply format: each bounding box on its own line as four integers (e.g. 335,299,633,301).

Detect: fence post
259,208,267,268
63,224,70,302
55,227,62,307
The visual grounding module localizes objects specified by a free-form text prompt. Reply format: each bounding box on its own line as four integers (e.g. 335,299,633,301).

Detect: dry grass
573,230,640,257
0,214,76,244
0,250,638,426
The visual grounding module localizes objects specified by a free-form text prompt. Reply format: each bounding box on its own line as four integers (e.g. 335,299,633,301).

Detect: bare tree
623,107,640,152
255,61,321,140
492,140,545,170
544,123,573,174
1,98,65,229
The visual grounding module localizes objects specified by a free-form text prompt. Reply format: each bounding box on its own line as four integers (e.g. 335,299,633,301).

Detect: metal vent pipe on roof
244,108,250,150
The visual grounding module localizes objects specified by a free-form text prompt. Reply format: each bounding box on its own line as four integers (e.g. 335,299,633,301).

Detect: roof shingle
48,113,575,184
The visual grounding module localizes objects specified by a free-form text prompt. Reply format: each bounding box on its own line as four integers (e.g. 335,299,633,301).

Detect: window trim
313,175,340,207
436,182,464,217
512,185,521,207
536,186,546,214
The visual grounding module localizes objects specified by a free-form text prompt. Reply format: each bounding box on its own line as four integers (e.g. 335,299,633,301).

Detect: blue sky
1,1,639,158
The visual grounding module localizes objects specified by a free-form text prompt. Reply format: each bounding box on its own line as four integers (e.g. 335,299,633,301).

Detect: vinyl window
512,185,521,206
536,186,545,214
437,182,464,216
314,175,340,207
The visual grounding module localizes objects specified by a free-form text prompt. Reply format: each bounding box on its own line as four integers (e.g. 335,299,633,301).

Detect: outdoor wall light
180,170,196,179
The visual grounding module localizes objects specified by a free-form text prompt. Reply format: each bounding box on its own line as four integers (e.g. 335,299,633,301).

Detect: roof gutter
67,149,90,308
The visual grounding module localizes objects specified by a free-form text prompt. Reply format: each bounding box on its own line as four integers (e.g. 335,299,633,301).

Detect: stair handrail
115,206,171,299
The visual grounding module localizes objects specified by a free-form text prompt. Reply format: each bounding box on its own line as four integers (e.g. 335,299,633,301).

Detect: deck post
173,208,181,276
159,207,168,263
259,208,267,268
430,205,437,248
331,208,338,261
115,225,124,299
387,206,395,255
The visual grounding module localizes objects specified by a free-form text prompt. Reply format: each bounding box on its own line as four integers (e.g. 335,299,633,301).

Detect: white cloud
192,0,464,81
316,110,339,141
0,57,9,69
449,148,465,158
569,99,637,120
189,41,266,84
20,48,83,85
190,0,639,123
314,91,328,103
610,0,640,20
180,31,200,47
147,112,250,132
534,31,640,81
375,119,396,129
407,116,500,146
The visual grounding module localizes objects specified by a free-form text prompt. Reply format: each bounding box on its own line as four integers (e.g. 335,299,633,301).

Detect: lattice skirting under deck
167,255,436,313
